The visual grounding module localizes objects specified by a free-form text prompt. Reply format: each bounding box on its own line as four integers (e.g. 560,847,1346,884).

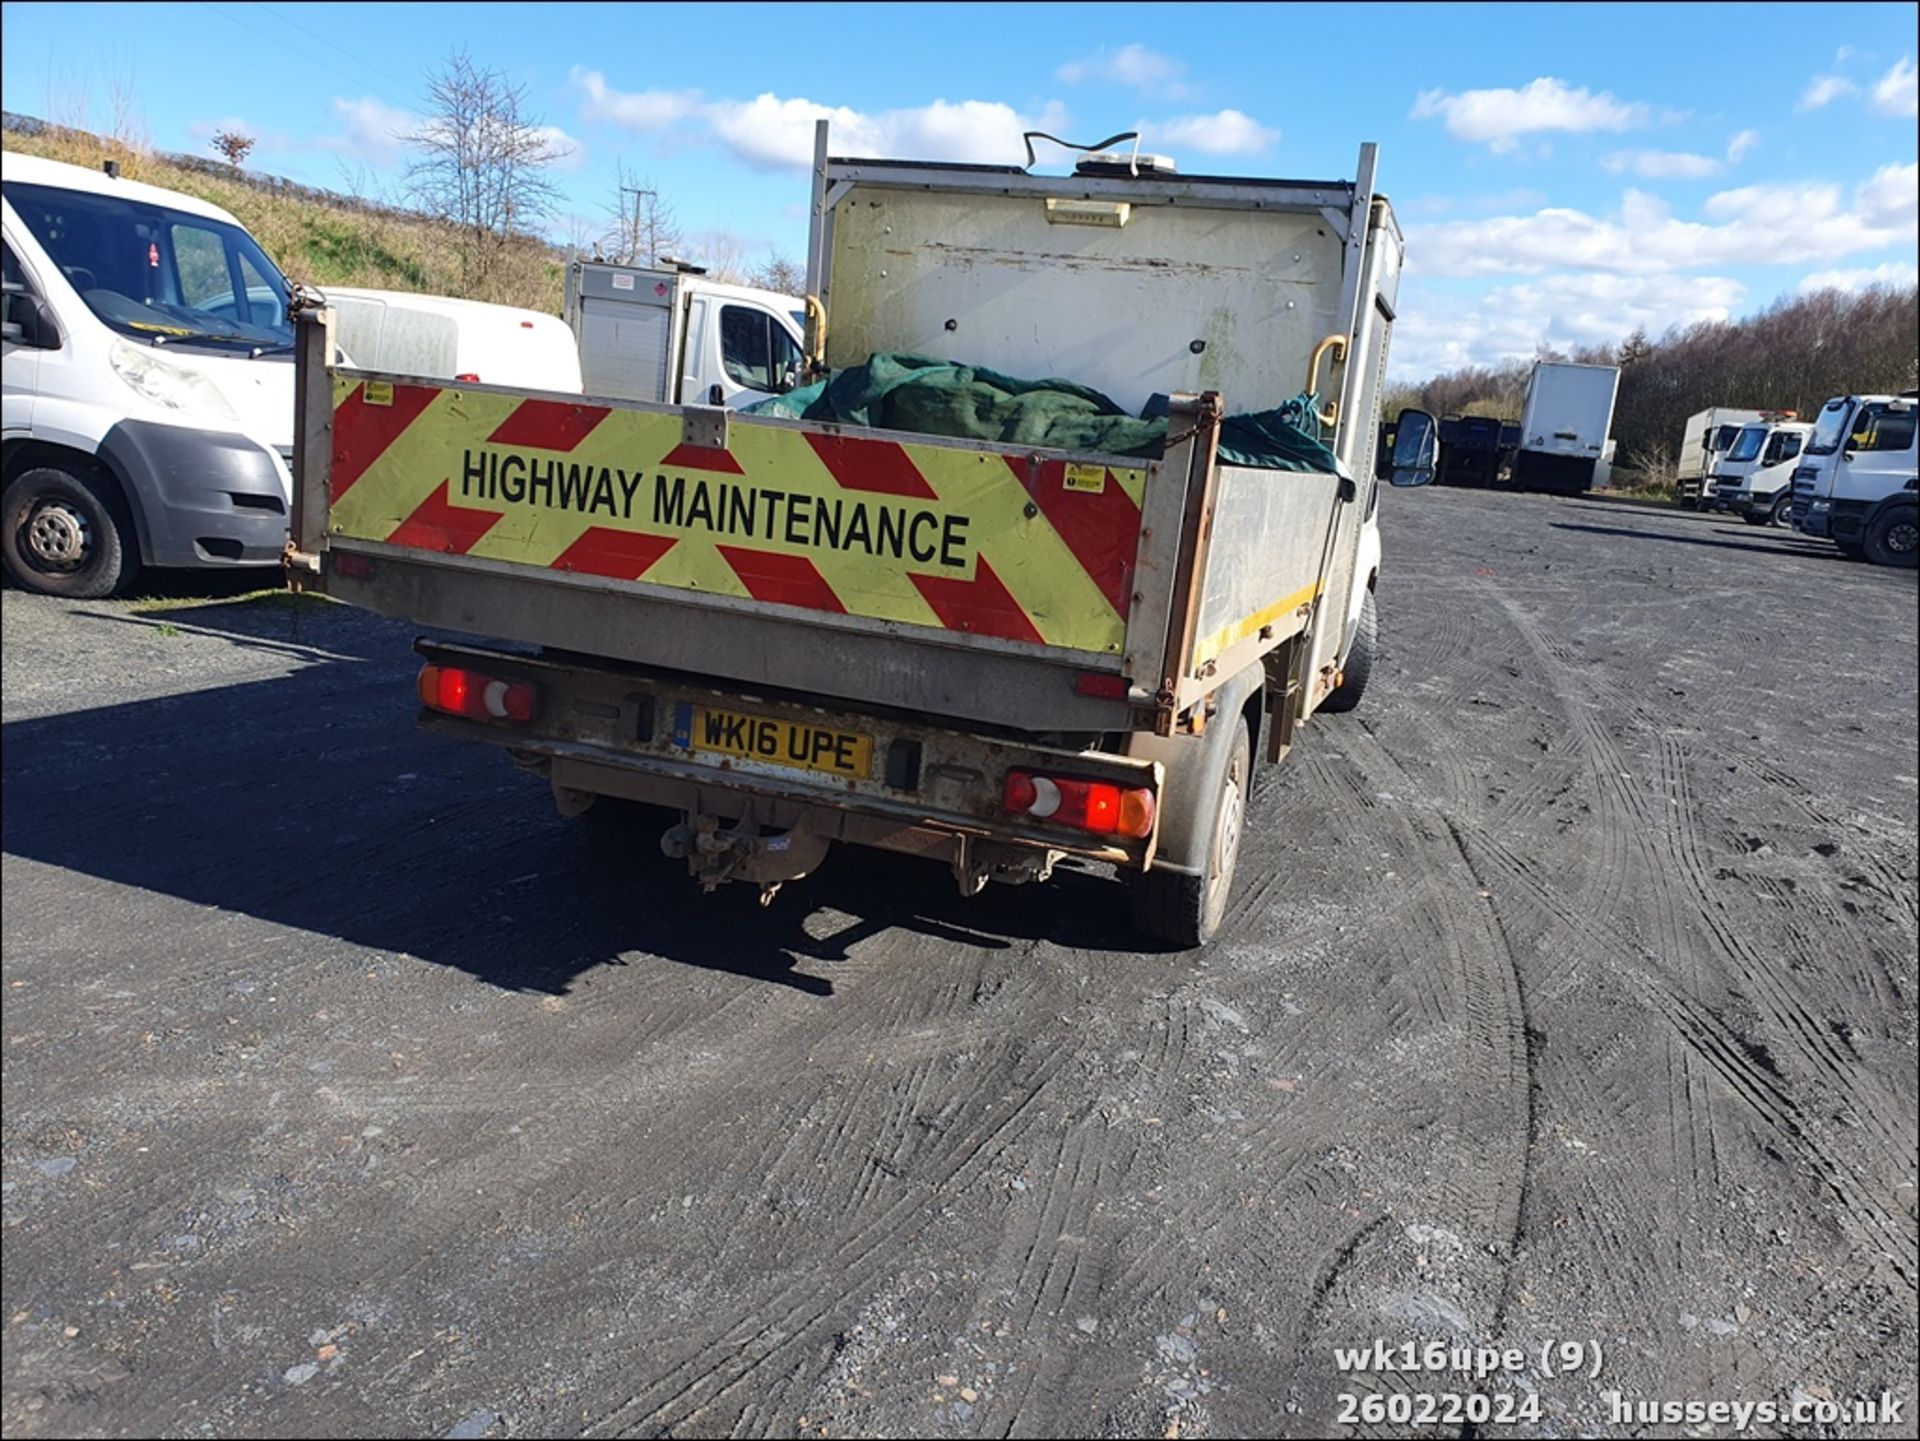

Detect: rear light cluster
417,664,539,724
1003,770,1155,839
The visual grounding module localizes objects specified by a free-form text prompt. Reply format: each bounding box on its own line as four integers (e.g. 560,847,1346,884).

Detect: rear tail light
455,372,481,383
417,664,538,724
1003,769,1155,839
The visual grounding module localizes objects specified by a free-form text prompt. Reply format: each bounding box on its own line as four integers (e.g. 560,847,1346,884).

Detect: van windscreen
4,180,294,352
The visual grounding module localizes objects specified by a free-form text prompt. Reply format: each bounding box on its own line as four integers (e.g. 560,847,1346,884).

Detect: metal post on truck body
288,298,335,564
1154,392,1226,733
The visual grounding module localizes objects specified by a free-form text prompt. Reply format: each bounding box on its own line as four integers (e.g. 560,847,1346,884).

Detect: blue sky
4,1,1915,378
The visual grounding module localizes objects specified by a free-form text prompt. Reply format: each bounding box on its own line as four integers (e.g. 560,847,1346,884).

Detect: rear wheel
1318,589,1377,714
1,465,140,599
1863,505,1919,568
1130,722,1249,947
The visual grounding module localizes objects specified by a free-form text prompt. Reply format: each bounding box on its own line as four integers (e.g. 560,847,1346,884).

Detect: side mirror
1,286,58,350
1388,408,1439,487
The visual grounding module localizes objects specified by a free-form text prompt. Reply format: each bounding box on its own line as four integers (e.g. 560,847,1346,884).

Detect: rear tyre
1863,505,1919,569
1130,722,1249,948
1,465,140,599
1318,589,1377,714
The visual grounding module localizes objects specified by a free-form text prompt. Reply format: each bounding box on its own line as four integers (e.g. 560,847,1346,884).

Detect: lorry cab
1793,391,1918,566
1715,418,1809,526
565,258,805,410
2,151,296,597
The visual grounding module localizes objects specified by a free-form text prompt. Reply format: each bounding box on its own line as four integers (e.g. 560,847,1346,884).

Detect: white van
2,152,296,597
323,286,582,392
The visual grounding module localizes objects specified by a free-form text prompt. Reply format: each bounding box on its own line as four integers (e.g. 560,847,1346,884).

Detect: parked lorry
1510,360,1620,494
325,286,582,393
1791,391,1918,566
1714,418,1810,527
1436,413,1503,487
564,257,805,409
3,151,297,597
1677,406,1767,508
284,126,1417,945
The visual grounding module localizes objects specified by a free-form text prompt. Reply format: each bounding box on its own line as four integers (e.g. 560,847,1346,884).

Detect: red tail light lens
1003,769,1155,839
455,372,481,382
417,664,538,724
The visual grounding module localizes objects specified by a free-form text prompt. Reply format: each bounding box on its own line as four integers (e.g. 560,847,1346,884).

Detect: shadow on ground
3,596,1158,1002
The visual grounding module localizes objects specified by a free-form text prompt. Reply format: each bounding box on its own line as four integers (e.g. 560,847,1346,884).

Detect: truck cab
1715,418,1809,526
1792,391,1918,566
565,258,805,409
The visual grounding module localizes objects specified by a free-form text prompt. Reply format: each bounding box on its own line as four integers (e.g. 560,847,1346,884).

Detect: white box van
323,286,582,392
2,152,297,597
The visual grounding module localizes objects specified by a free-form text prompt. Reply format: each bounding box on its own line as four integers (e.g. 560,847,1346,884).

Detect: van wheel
2,466,140,599
1130,722,1249,947
1318,589,1377,714
1863,505,1919,568
1768,493,1793,528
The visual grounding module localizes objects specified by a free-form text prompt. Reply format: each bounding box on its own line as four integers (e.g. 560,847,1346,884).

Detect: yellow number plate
673,703,873,779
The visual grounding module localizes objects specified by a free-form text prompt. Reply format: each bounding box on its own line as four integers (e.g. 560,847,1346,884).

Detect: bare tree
750,251,806,295
689,229,749,285
210,129,256,167
601,158,682,266
405,49,567,297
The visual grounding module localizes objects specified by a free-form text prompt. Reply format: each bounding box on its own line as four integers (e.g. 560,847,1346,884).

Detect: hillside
1,112,565,314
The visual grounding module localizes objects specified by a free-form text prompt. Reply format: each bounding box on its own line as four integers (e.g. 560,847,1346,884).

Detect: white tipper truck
283,126,1421,945
1509,360,1620,495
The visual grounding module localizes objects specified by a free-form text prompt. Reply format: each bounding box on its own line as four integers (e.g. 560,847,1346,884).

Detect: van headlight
109,340,239,424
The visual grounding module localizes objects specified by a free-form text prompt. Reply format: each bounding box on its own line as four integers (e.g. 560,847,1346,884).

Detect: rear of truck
286,128,1401,943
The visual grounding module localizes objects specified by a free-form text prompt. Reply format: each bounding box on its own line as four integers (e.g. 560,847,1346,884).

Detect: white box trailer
1677,405,1768,507
1511,360,1620,494
286,125,1411,945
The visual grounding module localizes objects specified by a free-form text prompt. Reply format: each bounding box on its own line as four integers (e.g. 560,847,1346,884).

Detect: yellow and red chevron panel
327,377,1149,654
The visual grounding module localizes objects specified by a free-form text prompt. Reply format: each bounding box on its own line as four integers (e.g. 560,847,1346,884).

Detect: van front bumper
97,420,290,569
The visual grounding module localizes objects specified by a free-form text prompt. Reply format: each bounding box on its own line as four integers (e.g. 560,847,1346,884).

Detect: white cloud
1390,271,1746,377
572,71,1071,170
316,96,420,165
1726,129,1759,163
572,68,700,131
1871,55,1918,117
1411,77,1665,153
1056,44,1189,99
1148,109,1278,155
528,124,586,172
1796,73,1859,111
1408,163,1919,277
1601,149,1722,179
1798,260,1920,293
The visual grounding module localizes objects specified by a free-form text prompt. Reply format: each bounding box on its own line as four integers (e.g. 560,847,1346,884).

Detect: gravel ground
3,488,1915,1439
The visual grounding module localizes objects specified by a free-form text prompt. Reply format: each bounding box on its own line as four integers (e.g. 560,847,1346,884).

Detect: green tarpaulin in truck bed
746,352,1346,476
